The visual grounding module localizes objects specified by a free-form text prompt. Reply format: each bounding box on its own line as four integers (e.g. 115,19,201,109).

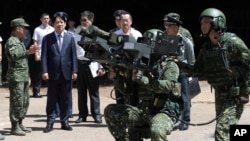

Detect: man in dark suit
41,11,78,133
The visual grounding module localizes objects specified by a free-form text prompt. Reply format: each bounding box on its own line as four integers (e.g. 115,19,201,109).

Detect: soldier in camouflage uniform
5,18,39,136
104,56,181,141
177,8,250,141
165,12,194,44
163,13,195,131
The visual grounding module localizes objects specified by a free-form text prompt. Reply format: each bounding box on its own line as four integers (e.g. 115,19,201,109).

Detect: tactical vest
137,58,180,115
203,33,237,87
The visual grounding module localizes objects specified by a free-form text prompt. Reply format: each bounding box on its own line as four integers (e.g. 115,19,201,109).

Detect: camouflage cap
166,13,180,20
163,12,183,25
10,18,30,27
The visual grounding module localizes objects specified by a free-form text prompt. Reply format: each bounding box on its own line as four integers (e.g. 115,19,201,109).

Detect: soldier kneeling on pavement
104,55,181,141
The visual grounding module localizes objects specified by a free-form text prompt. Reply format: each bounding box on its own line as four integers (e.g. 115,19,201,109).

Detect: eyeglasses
80,18,87,22
164,23,176,27
164,23,176,28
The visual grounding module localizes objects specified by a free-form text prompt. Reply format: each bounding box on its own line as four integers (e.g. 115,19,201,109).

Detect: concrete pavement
0,81,249,141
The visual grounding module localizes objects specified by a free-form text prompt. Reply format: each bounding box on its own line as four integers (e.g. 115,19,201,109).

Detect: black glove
79,27,89,36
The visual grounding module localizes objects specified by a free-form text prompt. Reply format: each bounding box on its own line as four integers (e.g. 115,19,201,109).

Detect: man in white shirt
31,13,54,98
112,11,143,104
114,12,142,42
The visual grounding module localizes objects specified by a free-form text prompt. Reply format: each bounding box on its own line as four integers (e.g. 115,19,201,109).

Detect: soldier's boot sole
11,129,26,136
20,125,32,133
0,134,5,140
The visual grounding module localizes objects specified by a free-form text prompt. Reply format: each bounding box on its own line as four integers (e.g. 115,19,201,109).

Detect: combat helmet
200,8,227,33
143,29,164,41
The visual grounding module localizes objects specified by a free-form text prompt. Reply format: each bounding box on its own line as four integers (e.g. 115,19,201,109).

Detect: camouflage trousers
104,104,174,141
214,88,244,141
8,81,30,122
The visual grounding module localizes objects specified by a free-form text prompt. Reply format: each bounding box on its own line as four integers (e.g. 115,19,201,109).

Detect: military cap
10,18,30,27
113,9,127,20
163,13,183,25
166,13,180,20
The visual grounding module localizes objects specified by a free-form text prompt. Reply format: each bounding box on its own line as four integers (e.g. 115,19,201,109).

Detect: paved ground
0,80,249,141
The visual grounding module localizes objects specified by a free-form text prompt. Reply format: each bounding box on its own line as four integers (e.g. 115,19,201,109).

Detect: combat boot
0,133,5,140
19,119,32,133
11,121,26,136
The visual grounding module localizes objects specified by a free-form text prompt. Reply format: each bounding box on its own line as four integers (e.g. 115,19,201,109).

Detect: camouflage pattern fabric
179,26,194,44
214,88,243,141
104,104,174,141
5,36,29,82
104,58,180,141
5,35,30,122
9,81,30,122
178,32,250,141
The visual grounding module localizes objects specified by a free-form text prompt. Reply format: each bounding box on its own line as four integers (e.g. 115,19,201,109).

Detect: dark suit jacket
41,31,78,80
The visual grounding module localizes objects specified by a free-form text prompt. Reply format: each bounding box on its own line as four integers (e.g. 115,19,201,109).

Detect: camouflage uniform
164,12,194,45
178,32,250,141
5,18,32,136
179,26,194,45
104,58,181,141
163,12,195,131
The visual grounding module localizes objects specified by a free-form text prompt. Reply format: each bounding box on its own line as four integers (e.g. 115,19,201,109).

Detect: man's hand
72,73,77,80
42,73,49,80
28,44,39,55
107,67,116,79
133,70,149,85
97,68,106,77
35,52,41,61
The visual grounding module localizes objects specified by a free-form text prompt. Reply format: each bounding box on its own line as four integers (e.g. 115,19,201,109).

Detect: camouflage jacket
5,35,29,82
136,58,181,114
179,32,250,93
179,26,194,44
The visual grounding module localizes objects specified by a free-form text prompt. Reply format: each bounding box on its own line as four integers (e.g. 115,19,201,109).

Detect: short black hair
52,11,68,23
40,12,50,19
113,9,128,20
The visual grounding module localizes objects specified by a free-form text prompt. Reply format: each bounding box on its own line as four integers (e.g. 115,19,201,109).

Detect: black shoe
75,117,86,123
94,117,102,124
32,93,42,98
43,124,53,133
179,123,189,131
61,123,73,131
172,122,180,130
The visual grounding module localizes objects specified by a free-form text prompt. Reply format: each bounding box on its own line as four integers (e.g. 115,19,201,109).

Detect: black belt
78,60,91,65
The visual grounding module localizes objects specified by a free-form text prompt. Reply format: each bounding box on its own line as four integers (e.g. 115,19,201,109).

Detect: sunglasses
80,18,87,22
164,23,176,27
